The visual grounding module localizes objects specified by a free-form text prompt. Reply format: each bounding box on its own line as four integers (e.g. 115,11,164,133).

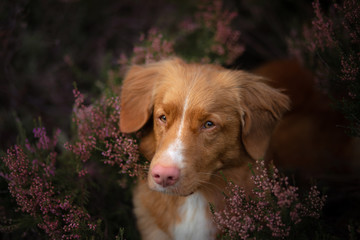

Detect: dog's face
120,58,289,196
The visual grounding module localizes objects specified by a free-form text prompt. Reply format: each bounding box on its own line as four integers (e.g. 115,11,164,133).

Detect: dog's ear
120,64,158,133
237,72,290,160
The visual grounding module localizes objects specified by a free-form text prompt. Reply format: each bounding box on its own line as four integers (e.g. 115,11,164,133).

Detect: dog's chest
172,192,216,240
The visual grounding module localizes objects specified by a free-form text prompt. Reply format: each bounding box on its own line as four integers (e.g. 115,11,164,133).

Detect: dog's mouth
148,176,197,197
152,188,195,197
150,184,196,197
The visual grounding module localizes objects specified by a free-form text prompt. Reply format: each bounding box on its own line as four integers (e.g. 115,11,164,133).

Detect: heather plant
1,92,141,238
64,88,145,178
175,0,244,65
290,0,360,137
117,27,175,76
1,126,99,239
117,0,245,67
129,28,175,65
212,160,326,239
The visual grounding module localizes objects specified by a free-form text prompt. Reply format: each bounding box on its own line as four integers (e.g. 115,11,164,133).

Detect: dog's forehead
157,66,238,113
160,74,216,106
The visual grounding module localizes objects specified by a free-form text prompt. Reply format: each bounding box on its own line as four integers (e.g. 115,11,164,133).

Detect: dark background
1,0,359,239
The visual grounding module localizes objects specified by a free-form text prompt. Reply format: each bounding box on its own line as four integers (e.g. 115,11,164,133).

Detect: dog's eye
159,115,167,123
203,121,215,129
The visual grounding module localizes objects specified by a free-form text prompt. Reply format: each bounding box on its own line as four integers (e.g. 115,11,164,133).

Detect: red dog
119,58,289,239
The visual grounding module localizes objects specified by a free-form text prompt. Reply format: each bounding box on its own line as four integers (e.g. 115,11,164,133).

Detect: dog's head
120,58,289,196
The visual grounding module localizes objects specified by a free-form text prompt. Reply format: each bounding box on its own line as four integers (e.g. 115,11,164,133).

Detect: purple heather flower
212,160,326,239
65,89,143,178
2,128,97,239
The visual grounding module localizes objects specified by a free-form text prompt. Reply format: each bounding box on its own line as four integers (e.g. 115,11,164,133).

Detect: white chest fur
172,192,216,240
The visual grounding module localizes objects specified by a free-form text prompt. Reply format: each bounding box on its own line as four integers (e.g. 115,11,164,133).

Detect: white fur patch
164,96,189,168
177,97,189,138
173,192,216,240
166,139,185,168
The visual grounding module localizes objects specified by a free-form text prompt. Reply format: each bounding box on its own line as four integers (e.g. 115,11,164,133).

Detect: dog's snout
151,165,180,187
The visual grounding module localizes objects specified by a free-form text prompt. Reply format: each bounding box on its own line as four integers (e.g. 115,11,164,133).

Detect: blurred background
1,0,359,239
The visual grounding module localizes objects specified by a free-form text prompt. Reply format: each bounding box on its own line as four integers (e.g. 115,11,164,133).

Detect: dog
119,58,290,239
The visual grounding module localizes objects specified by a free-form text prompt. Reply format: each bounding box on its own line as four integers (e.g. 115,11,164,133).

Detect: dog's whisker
197,180,224,194
197,171,225,179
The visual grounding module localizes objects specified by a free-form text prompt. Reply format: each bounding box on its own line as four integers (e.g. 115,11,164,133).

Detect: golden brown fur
120,58,290,239
254,60,360,177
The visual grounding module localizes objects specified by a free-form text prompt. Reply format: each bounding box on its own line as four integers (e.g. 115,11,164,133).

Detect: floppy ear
237,72,290,160
119,65,158,133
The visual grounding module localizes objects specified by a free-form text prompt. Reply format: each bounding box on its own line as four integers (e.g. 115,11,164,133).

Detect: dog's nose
151,165,180,187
